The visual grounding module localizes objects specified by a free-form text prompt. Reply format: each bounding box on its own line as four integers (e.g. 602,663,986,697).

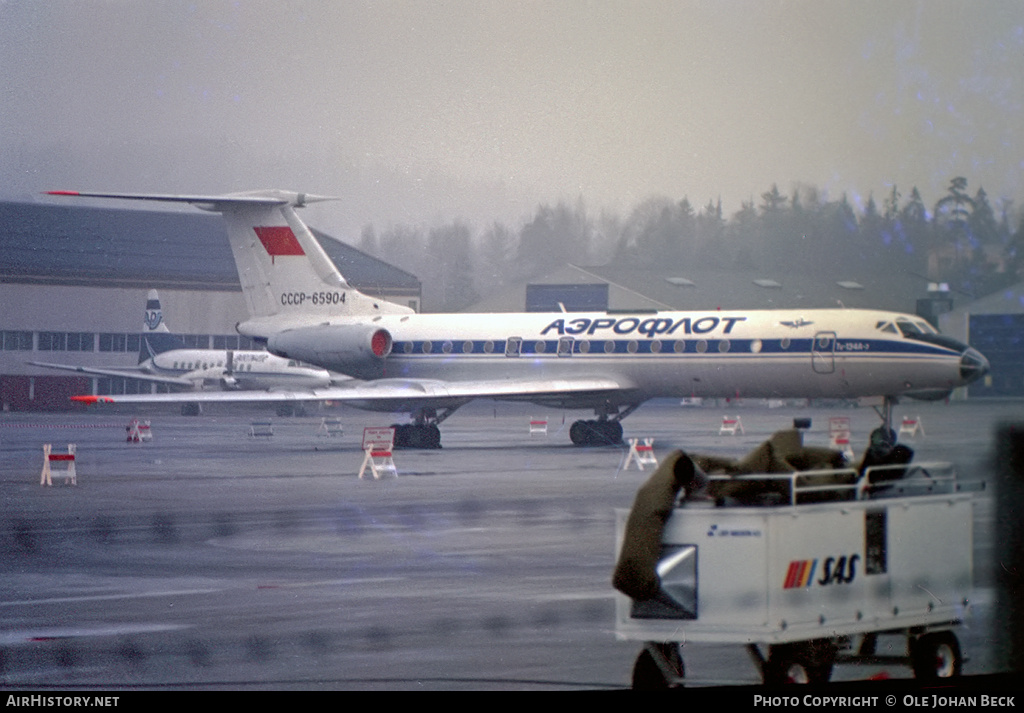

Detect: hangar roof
579,263,935,312
945,283,1024,316
0,201,420,294
468,262,942,315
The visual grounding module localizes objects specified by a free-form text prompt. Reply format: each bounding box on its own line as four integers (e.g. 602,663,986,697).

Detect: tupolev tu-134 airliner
48,189,989,448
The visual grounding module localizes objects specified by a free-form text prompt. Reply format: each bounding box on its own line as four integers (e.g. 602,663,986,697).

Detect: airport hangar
0,200,421,411
2,199,1020,410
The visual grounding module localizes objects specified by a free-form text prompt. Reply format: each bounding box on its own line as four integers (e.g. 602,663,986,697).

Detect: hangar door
967,314,1024,397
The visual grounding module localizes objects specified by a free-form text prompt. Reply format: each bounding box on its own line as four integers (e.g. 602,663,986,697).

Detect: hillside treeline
358,177,1024,312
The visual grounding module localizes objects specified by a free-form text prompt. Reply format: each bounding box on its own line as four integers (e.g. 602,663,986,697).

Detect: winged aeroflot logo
779,318,814,328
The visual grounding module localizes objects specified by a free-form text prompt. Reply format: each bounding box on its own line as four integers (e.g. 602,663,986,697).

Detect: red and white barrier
316,417,344,437
898,415,925,438
126,419,152,443
529,417,548,435
249,420,274,437
719,416,744,435
828,416,855,460
623,437,658,470
40,443,77,486
359,427,397,479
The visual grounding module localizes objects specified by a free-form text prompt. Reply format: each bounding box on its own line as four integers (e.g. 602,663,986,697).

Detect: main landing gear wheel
391,423,441,449
762,641,835,685
910,631,962,680
276,403,307,417
631,642,684,690
569,419,623,446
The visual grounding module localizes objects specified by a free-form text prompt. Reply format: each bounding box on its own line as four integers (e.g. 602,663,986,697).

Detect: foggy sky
2,0,1022,240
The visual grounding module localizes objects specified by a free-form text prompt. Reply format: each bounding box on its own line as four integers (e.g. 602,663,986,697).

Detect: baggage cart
614,462,980,687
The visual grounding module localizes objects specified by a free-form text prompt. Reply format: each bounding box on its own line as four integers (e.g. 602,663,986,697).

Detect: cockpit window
914,320,937,334
876,321,899,334
896,319,924,337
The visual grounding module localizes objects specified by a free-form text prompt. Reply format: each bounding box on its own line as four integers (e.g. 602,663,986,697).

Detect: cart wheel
631,642,684,690
763,642,834,685
910,631,962,680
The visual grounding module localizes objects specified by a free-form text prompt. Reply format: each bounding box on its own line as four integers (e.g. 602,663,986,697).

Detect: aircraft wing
29,361,199,388
71,376,627,408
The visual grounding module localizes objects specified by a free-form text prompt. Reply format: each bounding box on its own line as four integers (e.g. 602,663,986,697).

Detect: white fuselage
146,348,334,390
268,308,985,409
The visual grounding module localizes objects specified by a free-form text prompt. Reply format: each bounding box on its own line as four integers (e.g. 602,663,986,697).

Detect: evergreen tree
969,187,999,246
517,200,592,278
759,184,792,269
729,199,759,269
883,185,901,222
934,176,975,230
427,222,479,312
695,198,726,267
1006,213,1024,280
477,221,516,294
379,224,428,281
858,193,885,267
933,177,977,278
898,186,931,265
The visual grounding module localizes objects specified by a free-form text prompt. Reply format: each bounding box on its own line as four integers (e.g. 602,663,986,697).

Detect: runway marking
0,587,226,607
0,578,410,606
0,623,190,645
535,591,614,602
0,422,124,429
255,577,405,590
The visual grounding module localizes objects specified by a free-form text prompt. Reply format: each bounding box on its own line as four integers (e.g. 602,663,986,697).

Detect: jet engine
267,324,392,380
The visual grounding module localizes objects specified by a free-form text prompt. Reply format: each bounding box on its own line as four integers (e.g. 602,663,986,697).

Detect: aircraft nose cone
959,347,989,384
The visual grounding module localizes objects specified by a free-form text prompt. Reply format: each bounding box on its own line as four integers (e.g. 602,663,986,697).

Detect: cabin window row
395,337,795,355
170,361,258,372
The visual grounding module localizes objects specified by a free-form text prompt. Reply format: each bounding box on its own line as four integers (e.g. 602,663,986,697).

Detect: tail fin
217,192,414,334
138,289,186,363
144,289,170,333
46,190,413,338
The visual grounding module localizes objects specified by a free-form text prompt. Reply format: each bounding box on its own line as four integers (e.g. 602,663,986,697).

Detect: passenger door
812,331,836,374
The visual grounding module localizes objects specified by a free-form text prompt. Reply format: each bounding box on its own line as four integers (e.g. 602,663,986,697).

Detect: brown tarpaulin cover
612,430,851,601
612,450,696,601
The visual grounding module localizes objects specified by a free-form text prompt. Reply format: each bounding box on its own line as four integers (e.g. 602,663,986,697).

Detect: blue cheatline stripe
390,338,956,358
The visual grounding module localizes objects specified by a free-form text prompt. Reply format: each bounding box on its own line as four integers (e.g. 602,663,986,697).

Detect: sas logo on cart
783,555,860,588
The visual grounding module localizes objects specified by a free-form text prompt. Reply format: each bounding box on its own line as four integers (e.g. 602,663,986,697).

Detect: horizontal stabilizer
45,190,335,211
46,188,411,322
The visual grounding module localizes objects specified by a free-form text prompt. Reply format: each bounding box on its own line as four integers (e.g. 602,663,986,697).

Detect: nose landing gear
868,396,899,456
